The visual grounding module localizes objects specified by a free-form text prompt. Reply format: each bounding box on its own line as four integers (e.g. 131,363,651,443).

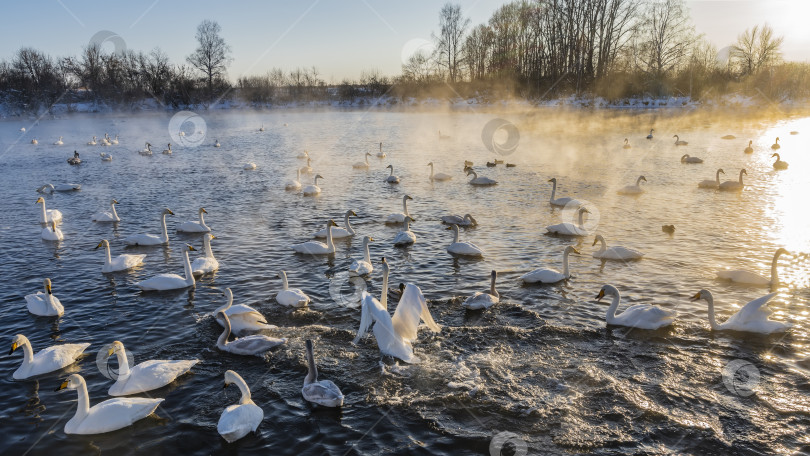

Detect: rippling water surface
1,108,809,455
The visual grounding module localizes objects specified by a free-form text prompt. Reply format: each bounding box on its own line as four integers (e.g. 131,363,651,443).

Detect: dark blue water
1,109,809,455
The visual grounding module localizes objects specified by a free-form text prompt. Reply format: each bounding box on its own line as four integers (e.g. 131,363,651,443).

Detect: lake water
1,107,809,455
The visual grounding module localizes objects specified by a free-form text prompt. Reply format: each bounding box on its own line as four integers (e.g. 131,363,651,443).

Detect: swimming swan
446,224,484,256
428,162,452,181
302,339,344,407
545,207,591,236
744,140,753,154
772,153,788,170
177,207,210,233
673,135,688,146
349,236,374,276
466,169,497,186
597,284,676,329
302,174,323,196
9,334,89,380
393,217,416,246
691,289,791,334
717,248,788,288
680,154,703,164
35,196,62,224
771,137,780,150
218,370,264,442
623,138,631,149
385,195,413,224
25,278,64,316
285,169,302,191
385,164,400,184
191,233,219,276
617,175,647,195
216,311,287,355
104,340,198,396
54,136,63,145
376,142,386,158
463,270,500,309
719,169,746,191
292,220,337,254
441,214,477,226
548,178,581,207
276,270,310,307
313,210,356,238
37,183,81,193
520,246,579,284
96,240,146,273
92,199,120,222
162,143,172,155
592,235,643,260
698,169,725,189
41,221,63,241
215,288,276,336
353,152,372,169
55,373,163,435
136,245,195,291
124,208,173,246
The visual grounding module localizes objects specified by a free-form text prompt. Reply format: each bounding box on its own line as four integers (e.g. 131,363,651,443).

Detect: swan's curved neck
217,316,231,347
325,222,334,249
233,375,253,404
595,236,606,255
469,171,478,180
20,341,34,369
160,213,169,242
362,239,371,263
39,202,47,223
314,175,321,185
114,347,131,379
103,242,112,266
73,378,91,422
365,154,370,165
182,250,194,285
111,203,119,220
771,251,783,286
344,212,355,235
389,167,394,177
715,169,722,184
304,344,318,385
605,291,621,323
381,267,389,310
429,163,434,179
562,250,573,278
549,180,557,201
203,236,215,258
738,170,745,184
705,294,719,330
215,292,233,314
451,226,459,244
199,210,206,228
490,274,499,298
280,271,289,290
402,198,410,217
636,176,644,186
577,210,586,227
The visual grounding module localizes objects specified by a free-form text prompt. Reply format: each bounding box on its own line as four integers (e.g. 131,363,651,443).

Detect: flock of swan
12,125,798,441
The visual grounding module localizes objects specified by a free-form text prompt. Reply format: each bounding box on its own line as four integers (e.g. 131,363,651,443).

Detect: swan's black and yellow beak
572,248,580,255
596,289,605,301
9,342,18,356
330,220,338,227
113,200,119,205
350,211,357,216
55,380,68,392
36,197,44,204
689,292,701,301
201,208,207,214
95,241,103,250
445,225,452,230
187,245,197,251
368,237,374,242
210,235,216,240
592,237,598,246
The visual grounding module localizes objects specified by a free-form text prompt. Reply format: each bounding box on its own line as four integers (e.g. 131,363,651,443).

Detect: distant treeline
1,0,808,114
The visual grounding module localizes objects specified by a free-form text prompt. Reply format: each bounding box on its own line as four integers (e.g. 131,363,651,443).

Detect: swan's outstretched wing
392,284,441,342
728,292,777,326
353,291,383,344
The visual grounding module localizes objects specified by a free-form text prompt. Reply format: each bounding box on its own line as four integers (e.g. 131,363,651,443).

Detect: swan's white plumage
463,271,499,309
25,278,64,316
124,209,173,246
35,197,62,224
597,285,676,330
520,247,579,284
216,312,287,355
349,236,374,276
302,340,344,407
177,207,210,233
136,247,195,291
92,199,120,222
385,195,413,224
692,289,791,334
191,233,219,276
97,240,145,273
276,271,310,307
215,289,275,336
105,341,198,396
592,235,643,260
446,224,483,256
218,370,264,443
10,334,89,380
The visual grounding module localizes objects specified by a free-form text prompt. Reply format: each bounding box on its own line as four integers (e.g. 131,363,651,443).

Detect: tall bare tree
434,3,471,83
635,0,697,78
186,20,232,101
731,24,784,76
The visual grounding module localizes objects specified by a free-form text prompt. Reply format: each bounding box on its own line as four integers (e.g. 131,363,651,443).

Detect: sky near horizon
2,0,809,82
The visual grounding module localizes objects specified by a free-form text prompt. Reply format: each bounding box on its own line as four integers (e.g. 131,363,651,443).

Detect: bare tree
186,20,232,101
434,3,471,83
635,0,697,78
731,24,784,76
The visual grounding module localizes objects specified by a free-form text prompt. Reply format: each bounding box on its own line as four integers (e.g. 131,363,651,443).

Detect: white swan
41,221,63,241
463,270,500,309
349,236,374,276
35,196,62,224
719,169,746,191
376,142,386,158
622,138,631,149
313,210,356,238
56,374,163,435
446,224,484,256
302,174,323,196
37,183,81,193
96,240,146,273
673,135,688,146
215,288,275,336
292,220,337,254
772,153,789,170
717,248,788,287
438,130,451,140
545,207,591,236
138,142,153,155
597,285,676,329
111,134,119,145
259,124,265,132
393,217,416,246
87,136,97,146
54,136,63,145
124,208,173,246
428,162,452,181
216,312,287,355
104,340,198,396
243,162,257,170
691,289,791,333
276,270,310,307
162,143,172,155
617,175,647,195
466,169,497,186
218,370,264,443
353,258,441,363
302,339,344,407
744,140,753,154
191,233,219,276
92,199,120,222
698,169,725,189
441,214,477,226
25,278,64,316
520,246,580,284
136,245,195,291
771,137,780,150
285,169,302,191
300,157,313,174
680,154,703,164
548,178,581,207
385,195,413,224
592,235,643,260
9,334,89,380
297,149,310,159
646,129,654,139
385,164,400,183
100,152,112,161
353,152,372,169
177,207,210,233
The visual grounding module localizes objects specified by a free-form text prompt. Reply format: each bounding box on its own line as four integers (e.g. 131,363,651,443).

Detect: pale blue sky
2,1,808,81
